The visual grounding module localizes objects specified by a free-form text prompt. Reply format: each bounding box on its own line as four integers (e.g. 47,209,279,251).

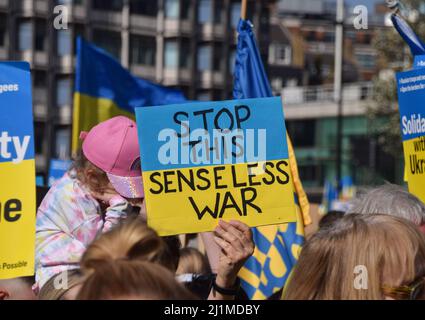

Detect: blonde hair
176,247,211,275
81,218,176,273
77,260,194,300
283,214,425,300
71,150,110,194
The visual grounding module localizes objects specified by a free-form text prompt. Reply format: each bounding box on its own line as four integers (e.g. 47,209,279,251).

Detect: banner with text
0,62,36,279
396,68,425,202
136,97,296,236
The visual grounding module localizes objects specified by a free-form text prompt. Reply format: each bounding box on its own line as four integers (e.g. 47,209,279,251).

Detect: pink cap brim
107,173,144,199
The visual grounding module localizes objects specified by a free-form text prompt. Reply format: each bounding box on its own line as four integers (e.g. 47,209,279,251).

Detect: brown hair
77,260,194,300
70,149,110,194
176,247,211,275
283,214,425,300
81,217,178,273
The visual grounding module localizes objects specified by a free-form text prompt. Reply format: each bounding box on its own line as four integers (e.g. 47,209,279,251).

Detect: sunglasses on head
382,277,425,300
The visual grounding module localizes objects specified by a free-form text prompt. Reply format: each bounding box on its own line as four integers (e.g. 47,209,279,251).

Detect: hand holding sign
213,220,254,290
136,97,296,236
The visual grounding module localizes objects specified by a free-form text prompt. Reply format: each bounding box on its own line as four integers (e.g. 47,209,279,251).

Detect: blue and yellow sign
136,97,296,236
396,68,425,202
0,62,36,279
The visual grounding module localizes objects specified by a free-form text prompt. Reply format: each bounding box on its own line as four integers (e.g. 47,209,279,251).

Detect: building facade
272,0,404,191
0,0,274,181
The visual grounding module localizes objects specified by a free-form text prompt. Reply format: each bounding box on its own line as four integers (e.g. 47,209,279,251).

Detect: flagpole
241,0,248,20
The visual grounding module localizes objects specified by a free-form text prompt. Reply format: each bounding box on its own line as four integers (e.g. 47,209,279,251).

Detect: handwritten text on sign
136,97,296,236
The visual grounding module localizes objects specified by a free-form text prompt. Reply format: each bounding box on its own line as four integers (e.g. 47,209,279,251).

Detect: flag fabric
233,19,311,300
391,14,425,56
318,180,338,215
72,37,186,153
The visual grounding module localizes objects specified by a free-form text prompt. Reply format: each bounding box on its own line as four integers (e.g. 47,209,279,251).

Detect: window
35,20,46,51
286,120,316,147
165,0,179,19
230,3,241,28
196,91,210,101
92,29,121,60
229,49,236,73
18,21,32,51
181,0,191,19
130,0,158,16
92,0,123,11
73,24,85,54
34,71,47,88
198,0,211,24
270,44,291,66
0,14,6,47
213,1,223,24
164,40,178,68
179,39,191,68
56,77,71,107
213,44,222,71
356,53,376,69
57,29,72,56
34,123,44,156
197,45,212,71
55,128,71,160
130,35,156,66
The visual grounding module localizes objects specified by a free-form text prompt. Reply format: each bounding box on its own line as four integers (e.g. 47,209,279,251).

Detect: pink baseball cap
80,116,144,198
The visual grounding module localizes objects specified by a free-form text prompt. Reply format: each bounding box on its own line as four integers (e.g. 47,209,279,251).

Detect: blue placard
135,97,289,171
414,55,425,69
0,62,35,163
396,68,425,142
48,159,72,187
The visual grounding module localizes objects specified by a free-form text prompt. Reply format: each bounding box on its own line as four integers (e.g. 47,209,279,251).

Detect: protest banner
136,97,297,236
0,62,36,279
396,68,425,203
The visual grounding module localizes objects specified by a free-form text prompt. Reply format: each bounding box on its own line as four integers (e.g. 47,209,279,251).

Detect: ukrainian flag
72,37,186,153
233,19,311,299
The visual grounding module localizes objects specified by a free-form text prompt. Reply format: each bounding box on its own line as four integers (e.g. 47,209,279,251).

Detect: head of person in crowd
81,217,178,273
71,116,145,211
77,260,194,300
318,210,345,229
0,276,37,300
347,184,425,233
37,270,84,300
176,247,211,276
283,214,425,300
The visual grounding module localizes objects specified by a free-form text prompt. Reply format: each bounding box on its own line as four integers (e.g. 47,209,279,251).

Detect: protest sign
0,62,36,279
414,55,425,69
136,97,297,236
396,68,425,202
48,159,72,187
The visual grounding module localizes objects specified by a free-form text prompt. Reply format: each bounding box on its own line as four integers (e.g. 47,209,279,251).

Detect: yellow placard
0,159,36,279
144,160,296,236
403,137,425,202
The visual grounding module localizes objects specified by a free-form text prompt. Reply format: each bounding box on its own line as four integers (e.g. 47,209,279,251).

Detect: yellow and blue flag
233,19,311,299
72,37,186,153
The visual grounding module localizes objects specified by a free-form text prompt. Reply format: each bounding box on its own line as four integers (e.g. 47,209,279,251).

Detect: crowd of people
1,116,425,300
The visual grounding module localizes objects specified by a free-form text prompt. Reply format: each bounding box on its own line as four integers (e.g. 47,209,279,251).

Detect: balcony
57,55,74,73
130,15,157,33
130,64,156,81
92,10,123,27
281,82,374,119
163,19,192,37
34,51,48,67
17,0,48,15
57,105,72,125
